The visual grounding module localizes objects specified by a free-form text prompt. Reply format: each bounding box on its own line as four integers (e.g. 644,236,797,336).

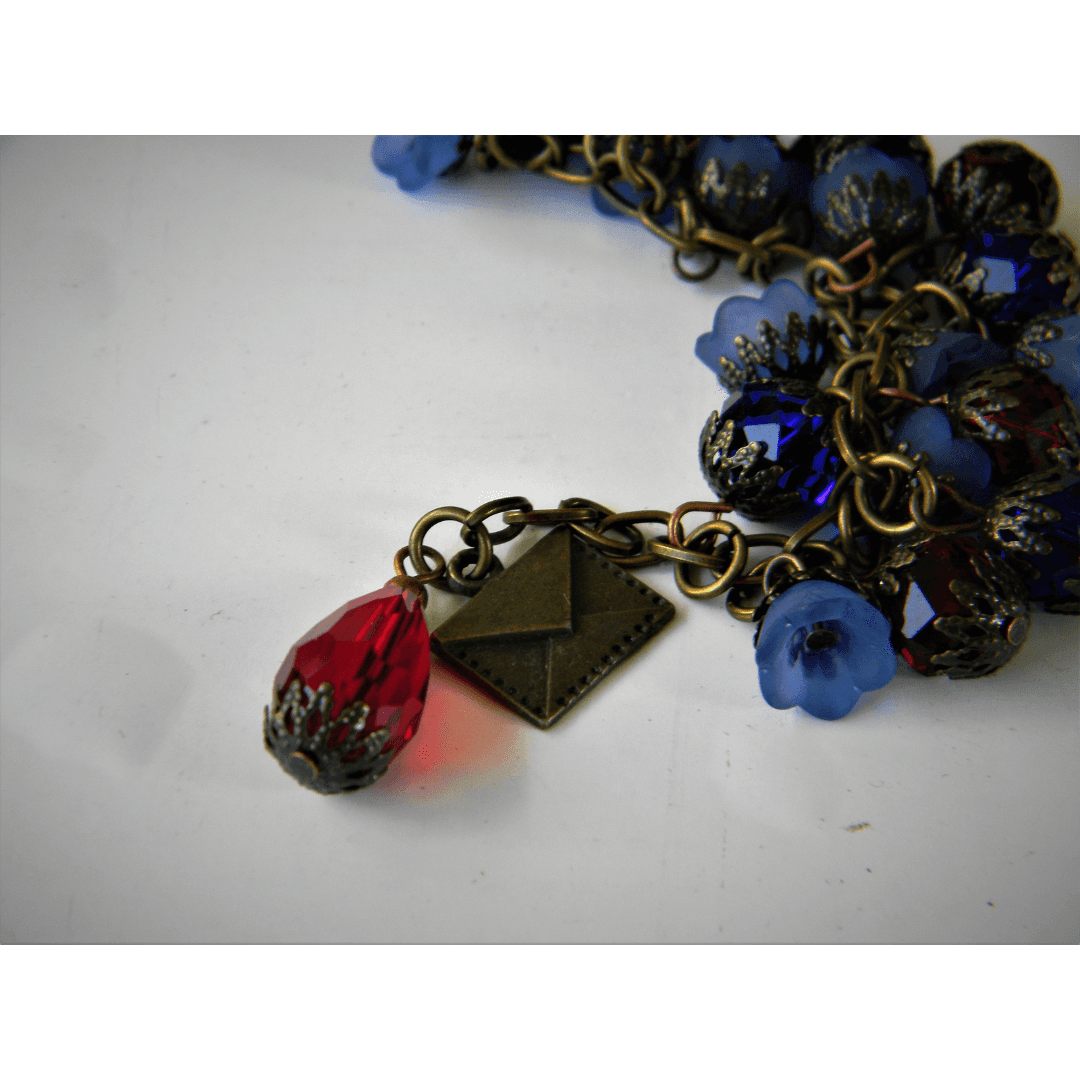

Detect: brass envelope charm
431,526,676,729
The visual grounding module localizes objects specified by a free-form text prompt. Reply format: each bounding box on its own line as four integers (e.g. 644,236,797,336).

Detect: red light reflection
380,657,529,798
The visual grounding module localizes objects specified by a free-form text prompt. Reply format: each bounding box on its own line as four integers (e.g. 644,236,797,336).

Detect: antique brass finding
431,526,675,729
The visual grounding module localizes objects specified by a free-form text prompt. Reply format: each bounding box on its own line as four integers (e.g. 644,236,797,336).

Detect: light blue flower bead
695,279,824,391
1016,313,1080,410
371,136,467,193
755,580,896,721
903,332,1008,397
893,406,992,500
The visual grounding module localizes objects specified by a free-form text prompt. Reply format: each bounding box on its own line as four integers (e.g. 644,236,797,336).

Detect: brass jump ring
409,506,494,580
460,496,533,547
393,545,446,584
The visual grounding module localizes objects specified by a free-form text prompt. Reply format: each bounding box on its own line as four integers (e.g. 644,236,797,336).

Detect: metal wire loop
460,496,533,548
408,505,495,582
503,507,600,525
671,521,749,600
393,544,446,584
594,510,673,568
445,549,505,597
559,497,645,557
761,553,808,598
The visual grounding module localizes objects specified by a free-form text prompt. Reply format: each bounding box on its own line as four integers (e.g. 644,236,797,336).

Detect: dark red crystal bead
876,536,1032,678
948,365,1080,487
266,585,430,792
933,141,1059,234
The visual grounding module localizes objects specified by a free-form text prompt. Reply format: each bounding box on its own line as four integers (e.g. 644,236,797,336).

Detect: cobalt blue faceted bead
805,136,932,257
940,230,1080,334
692,136,811,240
981,467,1080,614
699,379,843,521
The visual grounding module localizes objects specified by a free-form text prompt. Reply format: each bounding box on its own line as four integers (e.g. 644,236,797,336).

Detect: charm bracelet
265,136,1080,794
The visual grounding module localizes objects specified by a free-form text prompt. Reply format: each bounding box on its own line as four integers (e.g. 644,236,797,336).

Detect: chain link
395,138,1017,609
395,495,863,611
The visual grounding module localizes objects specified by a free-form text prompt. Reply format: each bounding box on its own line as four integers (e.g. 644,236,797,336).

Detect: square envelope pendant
431,526,676,729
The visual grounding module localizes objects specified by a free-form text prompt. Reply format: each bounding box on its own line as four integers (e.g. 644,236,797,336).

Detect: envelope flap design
434,525,573,645
431,526,676,728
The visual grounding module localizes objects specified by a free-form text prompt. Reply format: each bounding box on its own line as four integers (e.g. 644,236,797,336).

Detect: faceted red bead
949,365,1080,487
274,584,430,764
877,536,1032,678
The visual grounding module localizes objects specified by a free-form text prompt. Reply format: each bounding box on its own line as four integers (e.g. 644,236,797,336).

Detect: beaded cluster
265,136,1080,793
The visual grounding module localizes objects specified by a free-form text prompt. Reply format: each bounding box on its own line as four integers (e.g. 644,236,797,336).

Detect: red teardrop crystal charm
264,584,430,793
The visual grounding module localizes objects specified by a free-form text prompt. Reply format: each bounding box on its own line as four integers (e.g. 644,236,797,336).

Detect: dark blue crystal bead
699,380,842,522
982,468,1080,614
941,230,1078,331
692,136,810,240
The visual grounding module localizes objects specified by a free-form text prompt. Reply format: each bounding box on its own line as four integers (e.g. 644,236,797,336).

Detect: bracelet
265,135,1079,794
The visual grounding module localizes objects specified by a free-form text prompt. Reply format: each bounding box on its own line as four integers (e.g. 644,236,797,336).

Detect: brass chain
394,496,854,612
396,138,1007,611
473,135,814,286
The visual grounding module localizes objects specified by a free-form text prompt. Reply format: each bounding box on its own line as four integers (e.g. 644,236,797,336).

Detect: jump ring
393,545,446,584
409,506,494,580
460,496,533,547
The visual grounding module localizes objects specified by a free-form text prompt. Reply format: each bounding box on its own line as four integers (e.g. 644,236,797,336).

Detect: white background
1,135,1077,944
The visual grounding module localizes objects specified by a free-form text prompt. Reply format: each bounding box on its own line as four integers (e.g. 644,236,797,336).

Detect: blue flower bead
695,279,825,391
893,406,992,500
897,331,1008,397
809,140,931,257
755,580,897,720
692,136,810,240
1014,313,1080,409
371,136,467,192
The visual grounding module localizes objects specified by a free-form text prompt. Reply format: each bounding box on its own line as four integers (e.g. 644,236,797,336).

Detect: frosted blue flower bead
901,332,1008,397
695,279,825,391
371,136,467,192
893,406,992,500
692,136,810,239
810,143,930,257
755,581,896,721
